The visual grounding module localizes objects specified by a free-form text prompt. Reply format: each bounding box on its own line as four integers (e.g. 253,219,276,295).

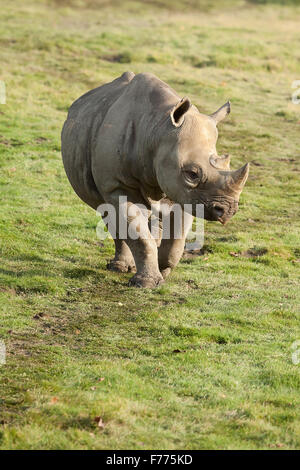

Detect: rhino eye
186,170,198,180
183,169,201,185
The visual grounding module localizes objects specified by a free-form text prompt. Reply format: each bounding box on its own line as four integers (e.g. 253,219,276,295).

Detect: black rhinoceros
62,72,249,288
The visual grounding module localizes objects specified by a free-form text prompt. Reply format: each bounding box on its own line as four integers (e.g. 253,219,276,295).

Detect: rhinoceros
62,71,249,288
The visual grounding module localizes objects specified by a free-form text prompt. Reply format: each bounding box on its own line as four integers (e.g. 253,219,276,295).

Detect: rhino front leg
103,192,164,288
158,211,194,279
125,201,164,288
127,237,164,288
107,238,136,273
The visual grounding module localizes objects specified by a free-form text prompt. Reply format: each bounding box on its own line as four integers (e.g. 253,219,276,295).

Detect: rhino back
61,71,135,209
89,72,182,196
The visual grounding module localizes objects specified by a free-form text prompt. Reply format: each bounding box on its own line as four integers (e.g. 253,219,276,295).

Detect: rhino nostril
213,205,225,219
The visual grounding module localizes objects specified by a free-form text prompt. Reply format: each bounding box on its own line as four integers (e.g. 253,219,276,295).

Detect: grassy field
0,0,300,450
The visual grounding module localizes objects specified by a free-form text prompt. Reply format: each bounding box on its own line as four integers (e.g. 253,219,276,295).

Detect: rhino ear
210,101,230,125
170,97,191,127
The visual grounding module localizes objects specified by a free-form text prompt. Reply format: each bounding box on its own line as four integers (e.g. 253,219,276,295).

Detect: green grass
0,0,300,450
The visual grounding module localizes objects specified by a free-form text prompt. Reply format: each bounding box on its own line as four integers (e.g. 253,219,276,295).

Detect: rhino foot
128,273,164,288
107,260,136,273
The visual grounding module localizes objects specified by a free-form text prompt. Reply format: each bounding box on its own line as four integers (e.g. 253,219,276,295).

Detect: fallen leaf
75,329,80,334
94,416,105,429
50,397,59,404
186,279,198,289
33,313,44,320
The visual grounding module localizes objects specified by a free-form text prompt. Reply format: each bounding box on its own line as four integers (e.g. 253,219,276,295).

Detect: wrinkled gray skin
62,72,249,288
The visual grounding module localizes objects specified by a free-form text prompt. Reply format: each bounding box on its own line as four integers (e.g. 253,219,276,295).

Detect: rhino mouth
204,200,238,224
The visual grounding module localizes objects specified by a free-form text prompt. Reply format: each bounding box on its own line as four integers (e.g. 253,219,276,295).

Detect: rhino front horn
229,163,249,191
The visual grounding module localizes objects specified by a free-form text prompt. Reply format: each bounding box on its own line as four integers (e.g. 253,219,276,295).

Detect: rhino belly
61,117,104,210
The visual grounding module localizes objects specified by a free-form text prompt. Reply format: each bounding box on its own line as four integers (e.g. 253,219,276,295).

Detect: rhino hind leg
107,238,136,273
158,238,186,279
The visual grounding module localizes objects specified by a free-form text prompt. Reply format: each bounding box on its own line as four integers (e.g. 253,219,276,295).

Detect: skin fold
61,72,249,288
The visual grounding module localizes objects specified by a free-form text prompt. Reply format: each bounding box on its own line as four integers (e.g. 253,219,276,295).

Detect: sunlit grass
0,0,299,450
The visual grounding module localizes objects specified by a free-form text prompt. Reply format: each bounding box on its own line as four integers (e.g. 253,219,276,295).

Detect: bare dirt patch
183,245,213,259
230,247,268,258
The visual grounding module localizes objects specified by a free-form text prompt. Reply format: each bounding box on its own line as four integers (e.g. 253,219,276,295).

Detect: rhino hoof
107,260,136,273
128,273,164,288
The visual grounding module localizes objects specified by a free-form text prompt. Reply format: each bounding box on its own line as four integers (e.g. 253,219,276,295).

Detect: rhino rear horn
170,97,191,127
229,163,249,191
211,101,230,124
210,154,231,170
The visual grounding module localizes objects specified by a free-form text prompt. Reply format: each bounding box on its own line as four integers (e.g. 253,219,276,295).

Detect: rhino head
154,97,249,224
